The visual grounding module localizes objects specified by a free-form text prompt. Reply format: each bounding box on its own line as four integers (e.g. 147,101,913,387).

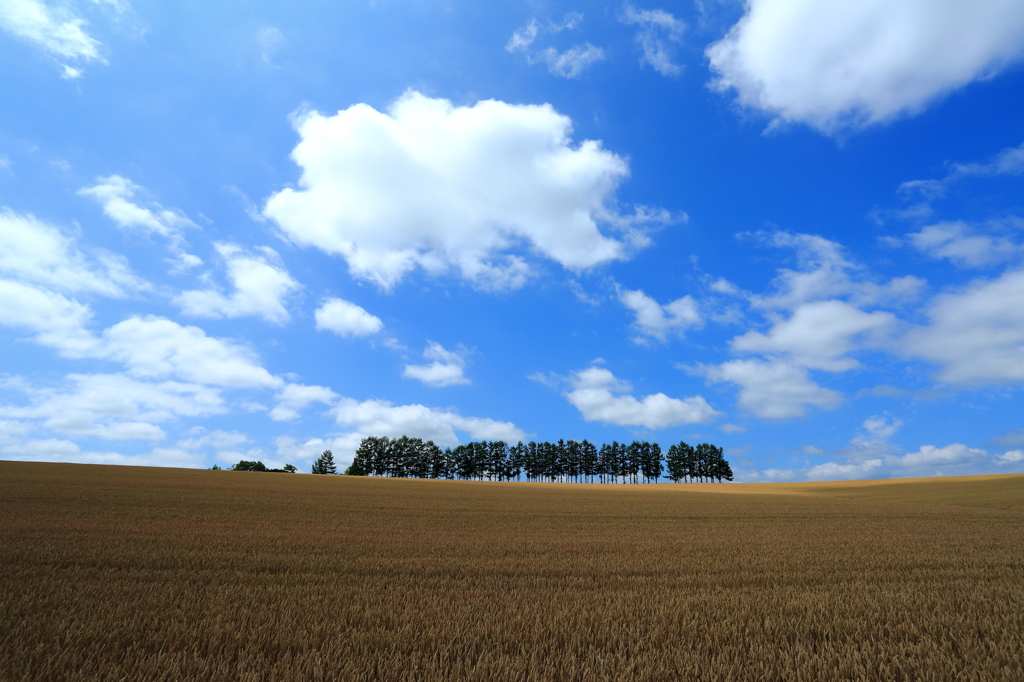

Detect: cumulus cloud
700,359,843,419
564,366,718,428
275,434,366,470
805,443,1015,481
331,398,524,447
906,221,1022,268
706,0,1024,133
176,429,250,451
506,14,604,78
902,268,1024,385
731,300,896,371
264,92,657,289
622,4,685,77
174,243,300,324
80,175,195,241
403,341,470,387
314,297,383,337
619,287,701,342
0,279,100,355
0,373,226,441
0,0,107,76
99,316,283,389
269,383,338,422
79,175,202,271
0,208,146,297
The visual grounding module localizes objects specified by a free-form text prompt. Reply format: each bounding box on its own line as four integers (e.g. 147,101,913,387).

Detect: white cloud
536,44,605,78
622,4,685,77
564,366,718,428
256,26,284,65
506,14,603,78
750,231,924,310
264,93,654,289
314,297,383,337
0,373,226,441
999,450,1024,464
706,0,1024,133
100,316,283,388
805,442,1013,481
731,300,896,371
269,383,338,422
79,176,198,259
175,243,301,324
0,279,99,355
0,442,204,468
619,287,701,342
907,221,1021,268
176,429,250,451
719,423,746,434
275,434,365,470
900,141,1024,200
332,398,525,446
902,268,1024,385
403,341,470,387
0,208,146,296
700,359,843,419
0,0,106,73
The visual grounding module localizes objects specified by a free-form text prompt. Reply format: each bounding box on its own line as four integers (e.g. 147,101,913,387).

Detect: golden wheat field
1,462,1022,681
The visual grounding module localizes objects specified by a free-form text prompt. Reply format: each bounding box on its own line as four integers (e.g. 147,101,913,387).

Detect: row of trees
213,461,298,472
338,436,733,483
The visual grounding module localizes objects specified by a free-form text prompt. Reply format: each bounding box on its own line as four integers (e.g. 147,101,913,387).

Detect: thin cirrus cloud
174,243,301,325
621,4,685,77
506,14,605,79
314,297,384,337
403,342,470,388
263,92,662,290
0,0,107,78
563,366,719,429
706,0,1024,133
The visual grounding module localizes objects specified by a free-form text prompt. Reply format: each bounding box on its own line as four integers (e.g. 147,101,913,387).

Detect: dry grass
2,462,1022,681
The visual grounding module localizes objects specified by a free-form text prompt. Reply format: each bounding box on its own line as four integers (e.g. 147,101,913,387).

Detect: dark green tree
233,460,267,472
312,450,336,475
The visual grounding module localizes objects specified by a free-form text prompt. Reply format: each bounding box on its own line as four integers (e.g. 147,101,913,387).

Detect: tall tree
312,450,336,475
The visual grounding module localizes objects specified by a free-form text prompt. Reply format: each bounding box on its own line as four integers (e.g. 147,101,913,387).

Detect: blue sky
2,0,1024,481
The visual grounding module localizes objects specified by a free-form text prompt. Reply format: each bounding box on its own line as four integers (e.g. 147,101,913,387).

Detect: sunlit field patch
1,462,1022,681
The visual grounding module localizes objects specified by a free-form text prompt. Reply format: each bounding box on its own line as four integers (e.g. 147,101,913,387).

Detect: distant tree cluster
224,461,297,473
342,436,733,483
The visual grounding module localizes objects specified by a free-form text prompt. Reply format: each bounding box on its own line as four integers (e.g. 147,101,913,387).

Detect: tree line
338,436,733,483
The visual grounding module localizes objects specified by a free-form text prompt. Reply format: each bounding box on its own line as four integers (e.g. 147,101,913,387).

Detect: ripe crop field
2,463,1022,681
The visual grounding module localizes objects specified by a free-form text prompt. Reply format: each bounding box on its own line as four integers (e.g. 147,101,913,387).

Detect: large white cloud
175,243,300,324
706,0,1024,133
332,398,525,446
902,268,1024,384
564,366,718,428
264,91,661,290
100,316,283,389
314,297,383,337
